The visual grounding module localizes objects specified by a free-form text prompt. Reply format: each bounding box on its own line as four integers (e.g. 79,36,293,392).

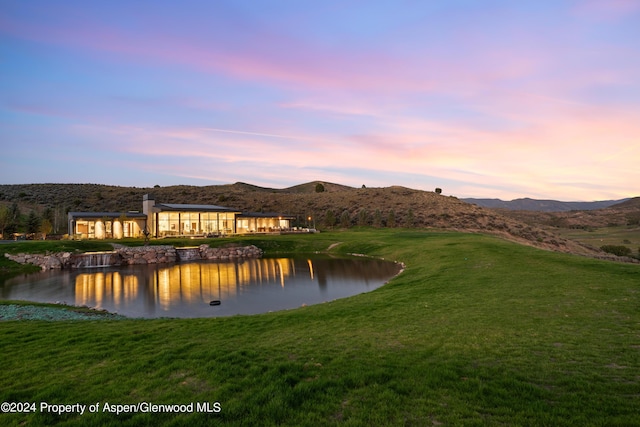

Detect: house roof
154,203,241,213
237,212,296,219
68,212,147,219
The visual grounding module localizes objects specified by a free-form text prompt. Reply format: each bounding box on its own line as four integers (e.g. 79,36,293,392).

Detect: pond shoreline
4,244,263,270
1,256,402,319
0,303,128,321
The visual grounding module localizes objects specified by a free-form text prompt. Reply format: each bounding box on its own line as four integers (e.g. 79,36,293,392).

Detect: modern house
67,211,148,239
68,195,296,239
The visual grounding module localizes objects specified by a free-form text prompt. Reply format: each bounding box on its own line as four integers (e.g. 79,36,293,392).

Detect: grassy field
1,230,639,426
555,225,640,252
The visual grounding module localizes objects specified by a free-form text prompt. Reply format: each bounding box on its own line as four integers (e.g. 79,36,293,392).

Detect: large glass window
201,212,218,234
157,212,181,237
156,211,235,236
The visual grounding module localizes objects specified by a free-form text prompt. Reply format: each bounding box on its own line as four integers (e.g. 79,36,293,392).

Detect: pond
0,256,401,318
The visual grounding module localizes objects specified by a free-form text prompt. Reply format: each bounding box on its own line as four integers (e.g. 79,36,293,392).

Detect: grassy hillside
0,182,598,256
1,230,639,426
496,197,640,230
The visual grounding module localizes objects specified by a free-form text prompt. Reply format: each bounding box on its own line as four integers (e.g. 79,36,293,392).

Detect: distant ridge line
462,197,631,212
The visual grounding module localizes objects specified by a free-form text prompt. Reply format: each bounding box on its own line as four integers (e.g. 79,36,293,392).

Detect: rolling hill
1,182,636,258
462,197,629,212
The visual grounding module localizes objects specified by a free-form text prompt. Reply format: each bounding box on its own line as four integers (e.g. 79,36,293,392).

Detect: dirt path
327,242,343,251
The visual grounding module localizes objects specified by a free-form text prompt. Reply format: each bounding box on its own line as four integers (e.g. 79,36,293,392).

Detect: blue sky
1,0,639,200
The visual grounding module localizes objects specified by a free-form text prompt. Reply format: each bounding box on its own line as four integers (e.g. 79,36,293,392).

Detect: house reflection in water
63,256,400,317
74,258,297,311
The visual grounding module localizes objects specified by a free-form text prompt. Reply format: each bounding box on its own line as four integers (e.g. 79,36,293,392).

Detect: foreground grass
1,230,639,426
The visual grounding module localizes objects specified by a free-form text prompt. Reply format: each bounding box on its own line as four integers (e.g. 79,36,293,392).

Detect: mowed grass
1,229,639,426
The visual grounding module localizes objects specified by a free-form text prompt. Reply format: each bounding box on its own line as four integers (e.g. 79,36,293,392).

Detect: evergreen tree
5,202,21,236
27,210,41,234
0,205,9,238
315,183,325,193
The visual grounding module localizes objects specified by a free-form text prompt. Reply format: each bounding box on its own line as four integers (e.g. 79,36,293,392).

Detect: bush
600,245,632,257
324,210,336,227
340,210,351,228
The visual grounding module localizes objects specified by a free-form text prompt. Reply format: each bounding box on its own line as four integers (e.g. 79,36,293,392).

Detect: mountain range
461,197,630,212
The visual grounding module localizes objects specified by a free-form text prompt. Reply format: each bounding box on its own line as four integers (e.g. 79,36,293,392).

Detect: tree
315,183,325,193
0,205,10,238
340,210,351,228
324,210,336,227
27,210,41,235
42,207,54,226
435,188,442,194
40,219,53,240
5,202,21,236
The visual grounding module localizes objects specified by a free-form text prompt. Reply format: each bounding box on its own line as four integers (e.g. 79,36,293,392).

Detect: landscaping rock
5,244,263,270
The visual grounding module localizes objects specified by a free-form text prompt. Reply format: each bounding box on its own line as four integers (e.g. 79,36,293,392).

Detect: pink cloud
68,106,639,201
0,7,554,98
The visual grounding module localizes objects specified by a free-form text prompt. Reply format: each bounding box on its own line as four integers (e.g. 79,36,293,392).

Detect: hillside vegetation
2,182,637,258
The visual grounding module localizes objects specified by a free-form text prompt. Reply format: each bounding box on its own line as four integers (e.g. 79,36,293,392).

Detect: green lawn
1,230,639,426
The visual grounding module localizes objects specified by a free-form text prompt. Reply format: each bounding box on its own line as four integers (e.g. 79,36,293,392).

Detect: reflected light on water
2,256,400,318
75,258,299,311
75,272,139,310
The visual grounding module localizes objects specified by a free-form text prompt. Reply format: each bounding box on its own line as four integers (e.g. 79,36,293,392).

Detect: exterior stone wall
117,245,177,265
199,244,263,260
5,244,263,271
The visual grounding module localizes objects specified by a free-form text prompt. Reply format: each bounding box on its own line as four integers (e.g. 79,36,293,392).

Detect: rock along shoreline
4,244,263,271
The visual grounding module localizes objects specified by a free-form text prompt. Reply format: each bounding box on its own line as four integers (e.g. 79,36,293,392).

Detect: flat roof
154,203,241,213
237,212,296,219
68,212,147,219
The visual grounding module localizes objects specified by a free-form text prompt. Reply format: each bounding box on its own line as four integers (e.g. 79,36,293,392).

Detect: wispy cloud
2,2,638,199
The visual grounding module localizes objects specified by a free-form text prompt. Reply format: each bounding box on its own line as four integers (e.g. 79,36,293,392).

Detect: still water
0,257,401,318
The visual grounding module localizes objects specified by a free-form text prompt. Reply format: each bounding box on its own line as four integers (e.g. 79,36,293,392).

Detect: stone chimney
142,194,156,215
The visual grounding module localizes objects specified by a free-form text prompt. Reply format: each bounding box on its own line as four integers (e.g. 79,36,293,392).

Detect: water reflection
1,257,400,318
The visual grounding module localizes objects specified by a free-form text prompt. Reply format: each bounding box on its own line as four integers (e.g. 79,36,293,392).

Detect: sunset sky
1,1,638,200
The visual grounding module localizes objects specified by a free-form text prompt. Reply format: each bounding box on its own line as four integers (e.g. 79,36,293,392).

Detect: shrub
387,210,396,228
357,209,369,226
324,210,336,227
373,209,383,228
340,210,351,228
600,245,632,257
